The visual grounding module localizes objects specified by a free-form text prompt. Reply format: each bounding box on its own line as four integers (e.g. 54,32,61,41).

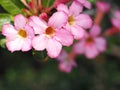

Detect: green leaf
0,38,6,48
0,0,23,15
0,14,12,31
88,0,96,4
42,0,54,8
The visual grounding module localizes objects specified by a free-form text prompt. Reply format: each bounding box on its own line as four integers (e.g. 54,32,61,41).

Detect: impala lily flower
2,14,34,52
29,12,73,58
57,2,92,39
57,50,77,73
73,25,106,59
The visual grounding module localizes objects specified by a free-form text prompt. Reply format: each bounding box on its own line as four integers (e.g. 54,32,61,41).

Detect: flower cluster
2,0,92,58
2,0,115,73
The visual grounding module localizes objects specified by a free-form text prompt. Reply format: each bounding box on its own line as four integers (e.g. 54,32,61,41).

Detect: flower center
86,37,94,44
18,29,27,38
68,16,75,25
45,27,55,37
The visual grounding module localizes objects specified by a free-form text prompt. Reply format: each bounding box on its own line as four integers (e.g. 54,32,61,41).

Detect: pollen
18,29,27,38
45,27,55,37
68,16,75,25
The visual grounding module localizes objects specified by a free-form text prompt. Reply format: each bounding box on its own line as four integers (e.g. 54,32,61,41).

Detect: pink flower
73,25,106,59
29,12,73,58
56,50,77,73
75,0,92,9
96,1,110,13
111,10,120,30
57,2,92,39
2,14,34,52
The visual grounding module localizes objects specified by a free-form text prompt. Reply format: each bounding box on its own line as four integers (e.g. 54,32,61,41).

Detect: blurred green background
0,0,120,90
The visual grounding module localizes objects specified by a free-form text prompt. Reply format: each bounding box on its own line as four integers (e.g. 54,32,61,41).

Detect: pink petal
6,38,23,52
71,26,85,39
84,1,91,9
28,16,47,34
75,0,86,4
69,1,83,16
75,14,93,29
95,37,106,52
24,24,34,39
32,35,48,50
57,4,69,15
96,1,110,13
21,39,32,51
54,28,73,46
2,24,17,37
73,40,85,54
114,10,120,20
14,14,27,30
56,50,68,62
48,12,67,29
90,24,101,37
58,62,72,73
85,44,99,59
111,18,120,30
46,39,62,58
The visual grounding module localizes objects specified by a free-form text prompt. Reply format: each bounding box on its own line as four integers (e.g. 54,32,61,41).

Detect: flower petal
84,1,91,9
95,37,106,52
54,28,73,46
71,26,85,39
73,40,85,54
21,39,32,51
56,50,68,61
58,62,72,73
48,12,67,29
46,39,62,58
24,24,34,39
57,4,69,15
69,1,83,16
75,0,86,4
75,14,92,29
14,14,27,30
111,18,120,30
114,10,120,20
6,38,23,52
90,24,101,37
28,16,47,34
85,44,98,59
2,24,17,37
32,35,48,50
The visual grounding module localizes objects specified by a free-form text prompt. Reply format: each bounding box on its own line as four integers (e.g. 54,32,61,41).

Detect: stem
45,5,55,14
94,10,104,25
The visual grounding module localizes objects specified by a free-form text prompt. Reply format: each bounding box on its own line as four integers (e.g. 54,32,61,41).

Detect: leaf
0,0,23,15
0,14,12,31
42,0,54,8
0,38,6,48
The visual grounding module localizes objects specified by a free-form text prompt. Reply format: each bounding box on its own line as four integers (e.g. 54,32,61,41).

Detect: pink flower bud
39,13,48,21
96,1,110,13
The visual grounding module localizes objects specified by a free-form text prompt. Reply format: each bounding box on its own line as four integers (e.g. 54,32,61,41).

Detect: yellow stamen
68,16,75,25
18,29,27,38
45,27,55,37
